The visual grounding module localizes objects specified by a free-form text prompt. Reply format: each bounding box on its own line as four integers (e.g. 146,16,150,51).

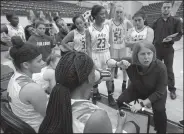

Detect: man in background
152,1,182,100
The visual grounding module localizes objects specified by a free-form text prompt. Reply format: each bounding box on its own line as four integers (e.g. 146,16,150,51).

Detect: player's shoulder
146,26,154,32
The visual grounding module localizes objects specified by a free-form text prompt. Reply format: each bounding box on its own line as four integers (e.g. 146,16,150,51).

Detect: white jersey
110,19,128,49
7,71,43,132
72,99,127,133
6,23,26,42
129,26,148,41
88,24,110,52
73,29,86,53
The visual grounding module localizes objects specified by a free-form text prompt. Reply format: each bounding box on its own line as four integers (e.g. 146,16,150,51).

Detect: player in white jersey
62,15,86,53
1,13,26,61
124,10,154,56
1,13,26,44
108,5,133,92
86,5,116,106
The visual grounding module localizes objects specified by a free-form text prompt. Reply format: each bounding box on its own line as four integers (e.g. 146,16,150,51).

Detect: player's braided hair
39,51,94,133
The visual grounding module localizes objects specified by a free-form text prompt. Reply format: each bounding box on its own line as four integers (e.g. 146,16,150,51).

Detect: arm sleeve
148,63,168,103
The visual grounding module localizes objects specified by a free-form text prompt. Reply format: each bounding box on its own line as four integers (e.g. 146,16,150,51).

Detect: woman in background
24,25,36,41
61,15,87,53
28,21,54,62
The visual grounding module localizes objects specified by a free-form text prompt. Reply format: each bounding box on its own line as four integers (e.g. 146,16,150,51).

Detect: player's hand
163,37,172,42
117,60,131,69
130,103,142,113
117,110,127,126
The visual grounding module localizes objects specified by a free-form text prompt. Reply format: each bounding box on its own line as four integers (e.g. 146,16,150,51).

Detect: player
124,10,154,56
108,5,133,92
61,15,86,53
86,5,116,106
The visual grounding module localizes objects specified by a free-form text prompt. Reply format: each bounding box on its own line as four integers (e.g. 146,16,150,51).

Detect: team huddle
1,1,182,134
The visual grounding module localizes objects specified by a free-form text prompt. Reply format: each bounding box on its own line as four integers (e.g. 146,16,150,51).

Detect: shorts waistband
92,48,109,53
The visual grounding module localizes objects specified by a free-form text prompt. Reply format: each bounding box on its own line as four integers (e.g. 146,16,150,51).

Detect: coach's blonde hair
132,40,156,65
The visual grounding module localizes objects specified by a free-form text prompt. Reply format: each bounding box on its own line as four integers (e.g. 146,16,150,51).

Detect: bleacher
139,2,164,27
176,2,183,18
139,2,183,27
1,1,90,18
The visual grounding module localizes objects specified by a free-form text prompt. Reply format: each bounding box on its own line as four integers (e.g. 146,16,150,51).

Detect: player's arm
43,69,56,93
86,29,92,58
1,24,8,34
22,83,48,117
145,27,154,43
61,30,74,51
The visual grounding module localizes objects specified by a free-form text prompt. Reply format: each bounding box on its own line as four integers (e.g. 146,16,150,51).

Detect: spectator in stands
53,16,71,56
152,1,182,100
1,12,26,44
39,51,139,133
24,25,36,41
117,41,168,134
32,53,61,94
7,36,48,132
61,15,87,53
27,21,55,62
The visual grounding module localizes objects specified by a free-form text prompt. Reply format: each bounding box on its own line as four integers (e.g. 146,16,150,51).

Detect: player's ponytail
39,83,73,133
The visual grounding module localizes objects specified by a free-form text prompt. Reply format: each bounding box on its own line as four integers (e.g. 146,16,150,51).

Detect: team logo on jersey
133,35,144,41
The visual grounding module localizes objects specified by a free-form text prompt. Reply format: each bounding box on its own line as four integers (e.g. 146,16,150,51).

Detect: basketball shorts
92,50,110,70
111,47,129,61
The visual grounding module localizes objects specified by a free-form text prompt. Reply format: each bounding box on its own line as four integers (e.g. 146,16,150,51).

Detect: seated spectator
1,12,26,43
53,16,71,56
32,53,61,94
27,21,55,62
24,25,36,41
117,41,168,134
39,51,139,133
7,36,48,132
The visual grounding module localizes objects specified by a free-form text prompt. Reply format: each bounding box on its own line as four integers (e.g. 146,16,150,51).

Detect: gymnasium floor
1,36,183,133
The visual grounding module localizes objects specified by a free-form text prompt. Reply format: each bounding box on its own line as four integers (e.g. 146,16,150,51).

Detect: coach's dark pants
155,44,176,92
117,84,167,134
